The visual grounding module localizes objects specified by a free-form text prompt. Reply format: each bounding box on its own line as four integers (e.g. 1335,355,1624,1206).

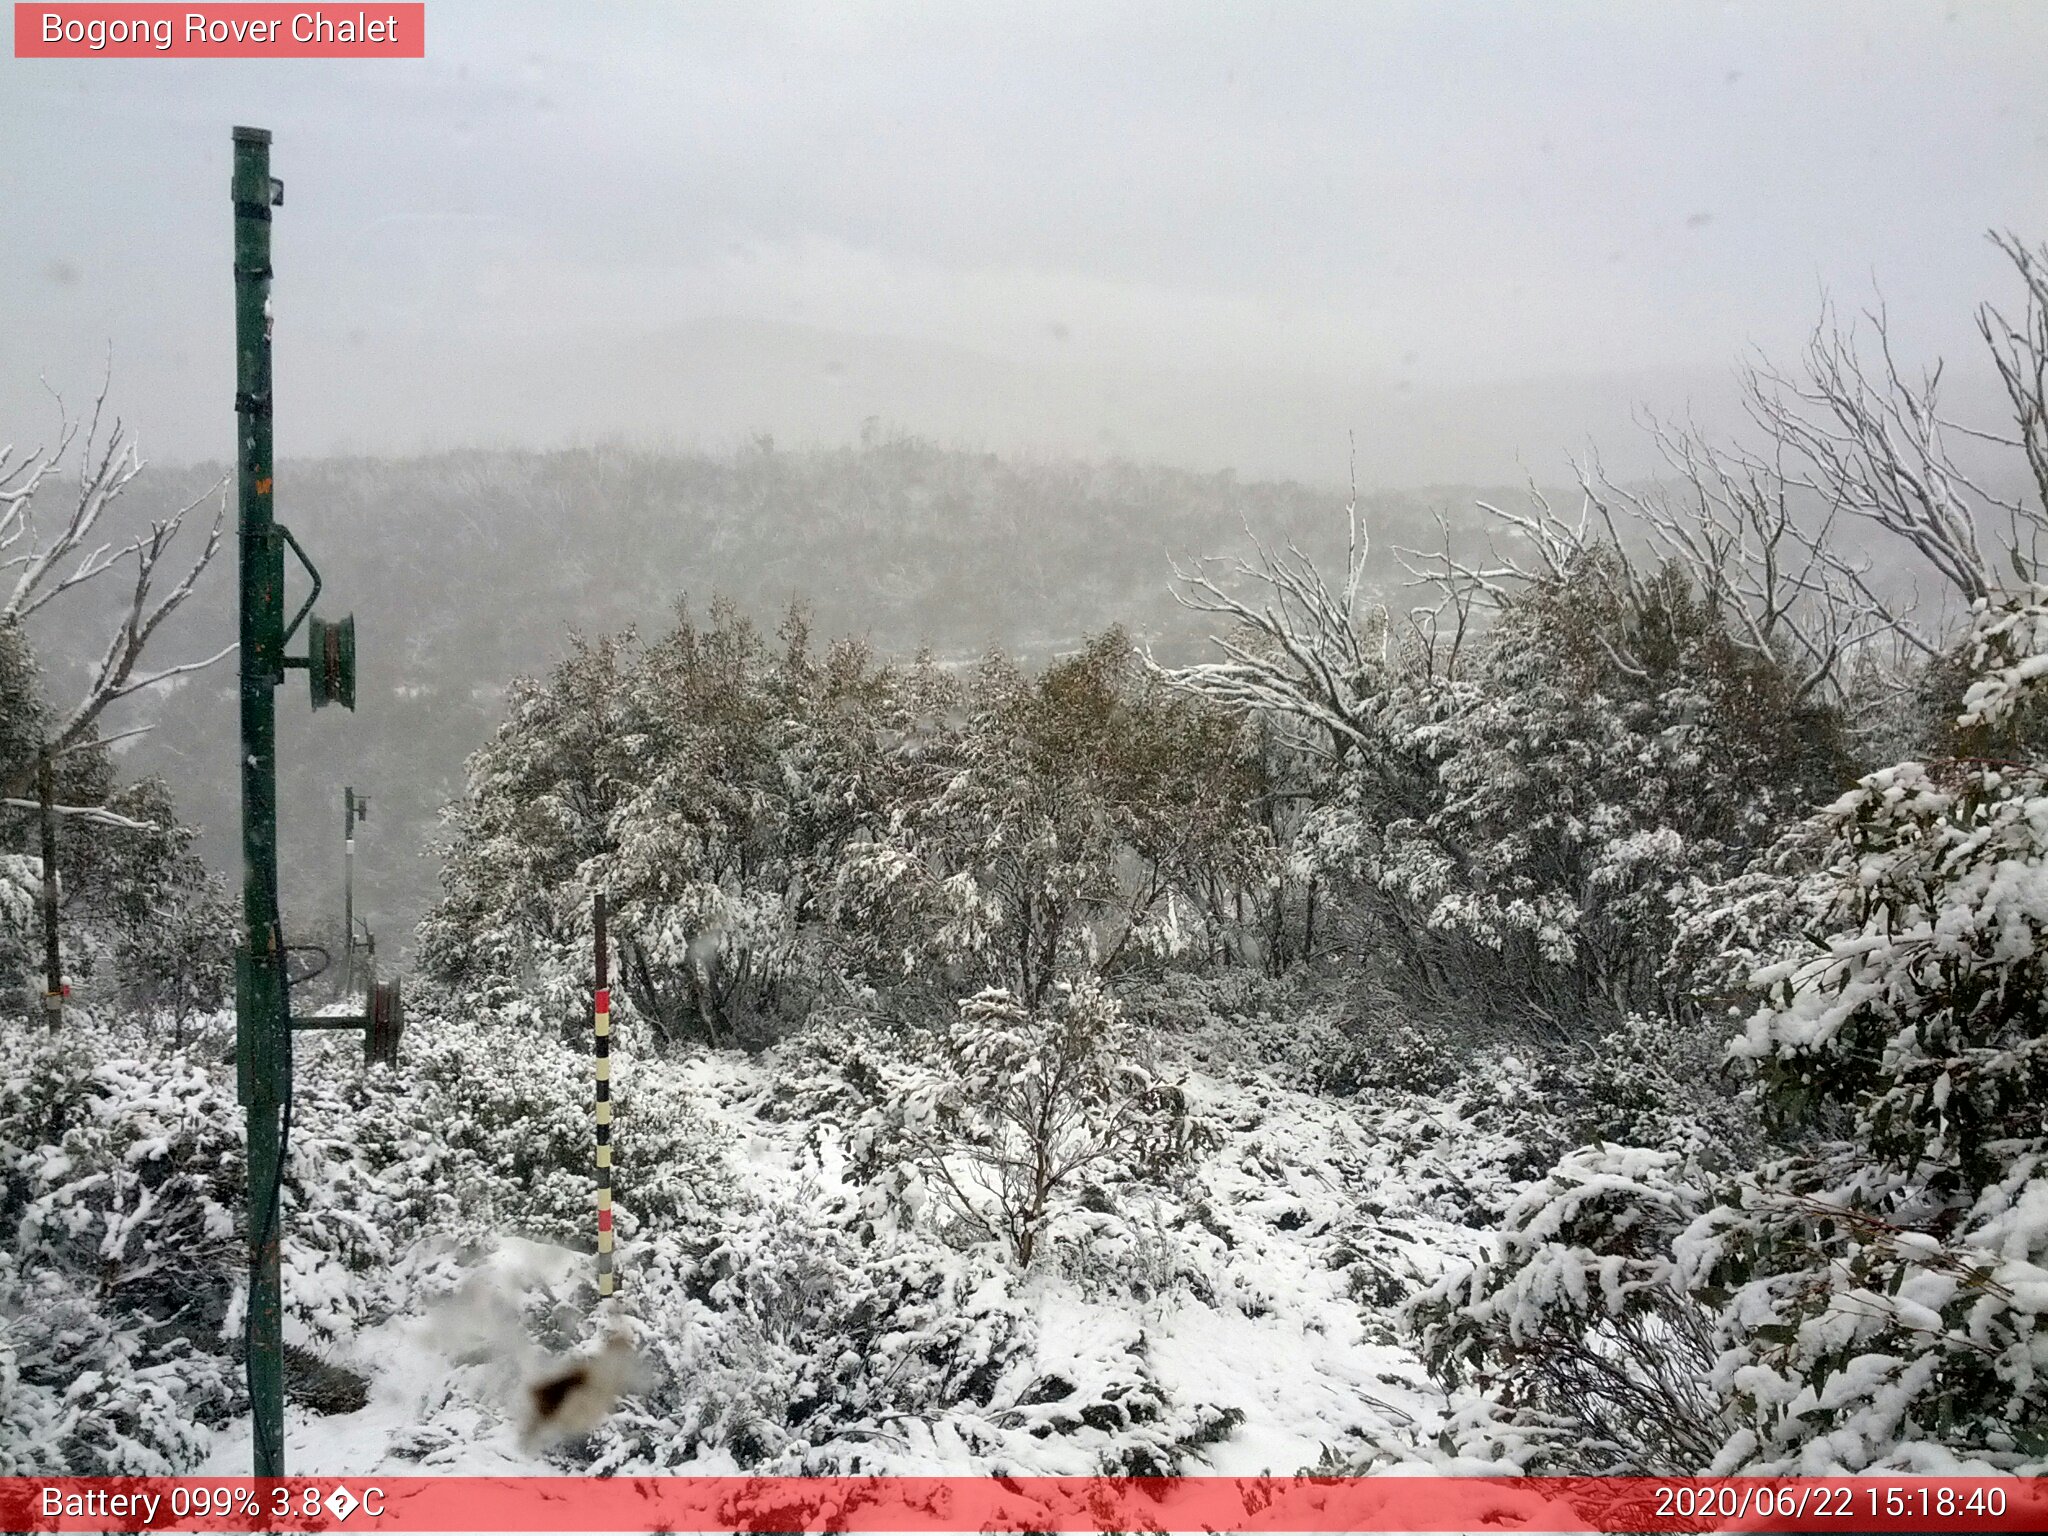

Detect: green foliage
836,629,1273,1004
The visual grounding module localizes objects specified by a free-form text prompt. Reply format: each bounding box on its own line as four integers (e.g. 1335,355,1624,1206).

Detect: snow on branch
0,796,160,831
0,374,232,801
1383,236,2048,710
1974,231,2048,573
1743,305,1996,604
1736,236,2048,613
1149,445,1388,761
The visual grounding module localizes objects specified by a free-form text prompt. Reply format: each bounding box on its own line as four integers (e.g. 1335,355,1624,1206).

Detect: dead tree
0,376,229,805
0,378,230,1019
1150,444,1387,766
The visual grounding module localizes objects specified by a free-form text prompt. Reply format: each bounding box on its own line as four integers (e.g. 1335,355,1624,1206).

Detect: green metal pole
343,786,355,996
233,123,289,1480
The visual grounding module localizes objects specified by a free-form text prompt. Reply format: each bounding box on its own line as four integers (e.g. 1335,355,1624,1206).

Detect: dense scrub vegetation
51,439,1492,964
6,236,2048,1479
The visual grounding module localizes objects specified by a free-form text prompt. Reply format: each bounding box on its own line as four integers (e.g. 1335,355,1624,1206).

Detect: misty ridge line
57,435,1532,969
18,404,1965,978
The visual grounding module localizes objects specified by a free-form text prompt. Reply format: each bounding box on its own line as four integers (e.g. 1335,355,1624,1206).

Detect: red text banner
3,1476,2047,1533
14,5,425,57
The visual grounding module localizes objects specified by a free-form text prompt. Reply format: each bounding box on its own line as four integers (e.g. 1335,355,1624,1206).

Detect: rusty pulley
307,612,356,711
368,977,403,1066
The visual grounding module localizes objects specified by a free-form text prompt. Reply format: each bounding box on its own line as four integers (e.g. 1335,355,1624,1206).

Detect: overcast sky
4,1,2046,486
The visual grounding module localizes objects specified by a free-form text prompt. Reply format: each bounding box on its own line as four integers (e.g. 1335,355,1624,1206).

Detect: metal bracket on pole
277,523,322,647
289,977,403,1067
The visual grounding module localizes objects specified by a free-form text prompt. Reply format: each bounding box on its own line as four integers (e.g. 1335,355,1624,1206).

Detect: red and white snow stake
593,894,615,1297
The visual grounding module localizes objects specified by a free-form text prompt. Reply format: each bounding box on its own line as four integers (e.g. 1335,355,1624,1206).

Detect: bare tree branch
1149,473,1386,763
0,381,233,802
0,796,159,831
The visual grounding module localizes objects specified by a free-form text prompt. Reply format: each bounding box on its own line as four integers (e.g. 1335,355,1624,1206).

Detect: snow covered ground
195,1032,1499,1478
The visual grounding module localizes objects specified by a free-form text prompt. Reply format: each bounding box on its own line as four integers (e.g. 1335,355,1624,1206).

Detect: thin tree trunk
39,751,61,1032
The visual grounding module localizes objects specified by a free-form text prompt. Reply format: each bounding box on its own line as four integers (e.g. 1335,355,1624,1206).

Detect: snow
21,448,2048,1485
202,1239,583,1477
169,1027,1479,1479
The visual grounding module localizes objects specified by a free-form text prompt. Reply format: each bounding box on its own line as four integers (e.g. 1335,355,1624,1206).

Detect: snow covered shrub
591,1201,1026,1472
1398,581,2048,1476
1036,1197,1220,1308
1684,582,2048,1471
595,1194,1246,1478
601,609,892,1048
1320,1013,1461,1098
1122,964,1466,1099
0,851,37,1015
3,1036,243,1339
359,1010,737,1250
857,981,1215,1266
1115,968,1324,1082
0,1031,243,1472
418,629,634,993
1164,486,1856,1052
987,1353,1247,1478
1448,1011,1763,1187
756,1007,922,1141
0,1246,236,1474
1307,555,1850,1048
425,605,913,1049
1408,1143,1731,1474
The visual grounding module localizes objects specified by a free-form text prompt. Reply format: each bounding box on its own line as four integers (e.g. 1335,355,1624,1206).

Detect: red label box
14,4,425,57
4,1477,2048,1533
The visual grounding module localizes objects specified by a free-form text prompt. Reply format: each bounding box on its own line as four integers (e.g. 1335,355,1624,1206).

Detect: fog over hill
25,383,2014,969
27,438,1529,962
57,304,1758,488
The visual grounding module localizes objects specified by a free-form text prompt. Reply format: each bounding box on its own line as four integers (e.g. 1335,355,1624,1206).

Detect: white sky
4,0,2046,484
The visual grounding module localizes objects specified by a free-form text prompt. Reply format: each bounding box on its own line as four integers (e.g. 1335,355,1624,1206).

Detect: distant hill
27,438,1532,966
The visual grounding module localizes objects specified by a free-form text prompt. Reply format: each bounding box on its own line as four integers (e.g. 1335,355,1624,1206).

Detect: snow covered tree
0,382,229,808
0,631,229,1030
857,980,1212,1266
80,778,234,1042
419,629,639,1022
1159,461,1861,1047
1402,566,2048,1479
1382,236,2048,1479
1691,578,2048,1469
424,601,917,1046
1314,551,1849,1042
601,603,789,1045
837,630,1271,1006
0,385,230,1024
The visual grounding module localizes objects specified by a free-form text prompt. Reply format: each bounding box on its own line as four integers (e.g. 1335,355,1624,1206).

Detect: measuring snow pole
233,125,359,1479
594,892,615,1297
